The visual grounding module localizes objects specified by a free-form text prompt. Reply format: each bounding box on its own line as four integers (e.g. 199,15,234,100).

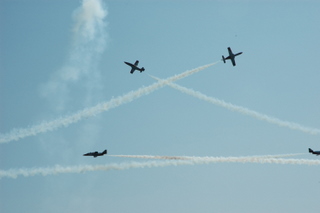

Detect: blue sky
1,0,320,212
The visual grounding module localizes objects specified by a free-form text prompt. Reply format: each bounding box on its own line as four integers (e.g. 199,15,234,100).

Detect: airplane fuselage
222,47,243,66
309,148,320,156
124,61,145,74
83,150,107,158
124,61,135,67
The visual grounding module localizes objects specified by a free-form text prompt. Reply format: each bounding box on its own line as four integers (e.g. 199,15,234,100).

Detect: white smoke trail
109,153,305,160
150,76,320,135
38,0,108,158
0,62,218,144
1,155,318,179
40,0,107,111
73,0,107,44
110,155,191,160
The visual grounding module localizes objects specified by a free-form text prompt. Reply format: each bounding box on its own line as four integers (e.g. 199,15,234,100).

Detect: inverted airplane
124,60,145,74
222,47,243,66
309,148,320,156
83,149,107,158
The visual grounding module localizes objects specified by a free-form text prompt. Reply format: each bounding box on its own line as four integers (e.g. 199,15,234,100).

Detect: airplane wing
227,47,233,56
231,58,236,66
134,60,139,66
130,68,135,74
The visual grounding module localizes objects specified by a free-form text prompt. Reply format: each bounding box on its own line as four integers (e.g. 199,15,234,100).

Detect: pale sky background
1,0,320,213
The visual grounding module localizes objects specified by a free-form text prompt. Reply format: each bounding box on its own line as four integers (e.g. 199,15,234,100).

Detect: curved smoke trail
149,76,320,135
1,154,318,179
0,62,218,144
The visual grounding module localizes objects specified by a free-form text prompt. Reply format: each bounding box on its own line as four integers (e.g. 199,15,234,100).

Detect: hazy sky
1,1,320,213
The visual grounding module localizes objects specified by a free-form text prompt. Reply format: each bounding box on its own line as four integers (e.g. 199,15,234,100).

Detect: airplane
124,60,145,74
222,47,243,66
83,149,107,158
309,148,320,156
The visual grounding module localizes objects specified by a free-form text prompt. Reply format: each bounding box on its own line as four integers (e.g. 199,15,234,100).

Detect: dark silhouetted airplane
309,148,320,156
83,150,107,158
222,47,243,66
124,60,145,74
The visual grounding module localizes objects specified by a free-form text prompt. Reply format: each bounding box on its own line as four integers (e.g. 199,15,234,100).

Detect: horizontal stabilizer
222,55,226,63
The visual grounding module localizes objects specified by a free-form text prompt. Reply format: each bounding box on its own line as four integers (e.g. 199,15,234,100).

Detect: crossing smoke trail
0,62,218,144
1,155,318,179
150,76,320,135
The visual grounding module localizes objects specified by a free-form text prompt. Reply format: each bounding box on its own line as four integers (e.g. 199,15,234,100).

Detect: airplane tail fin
103,150,107,155
222,55,226,63
140,67,145,72
309,148,314,154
